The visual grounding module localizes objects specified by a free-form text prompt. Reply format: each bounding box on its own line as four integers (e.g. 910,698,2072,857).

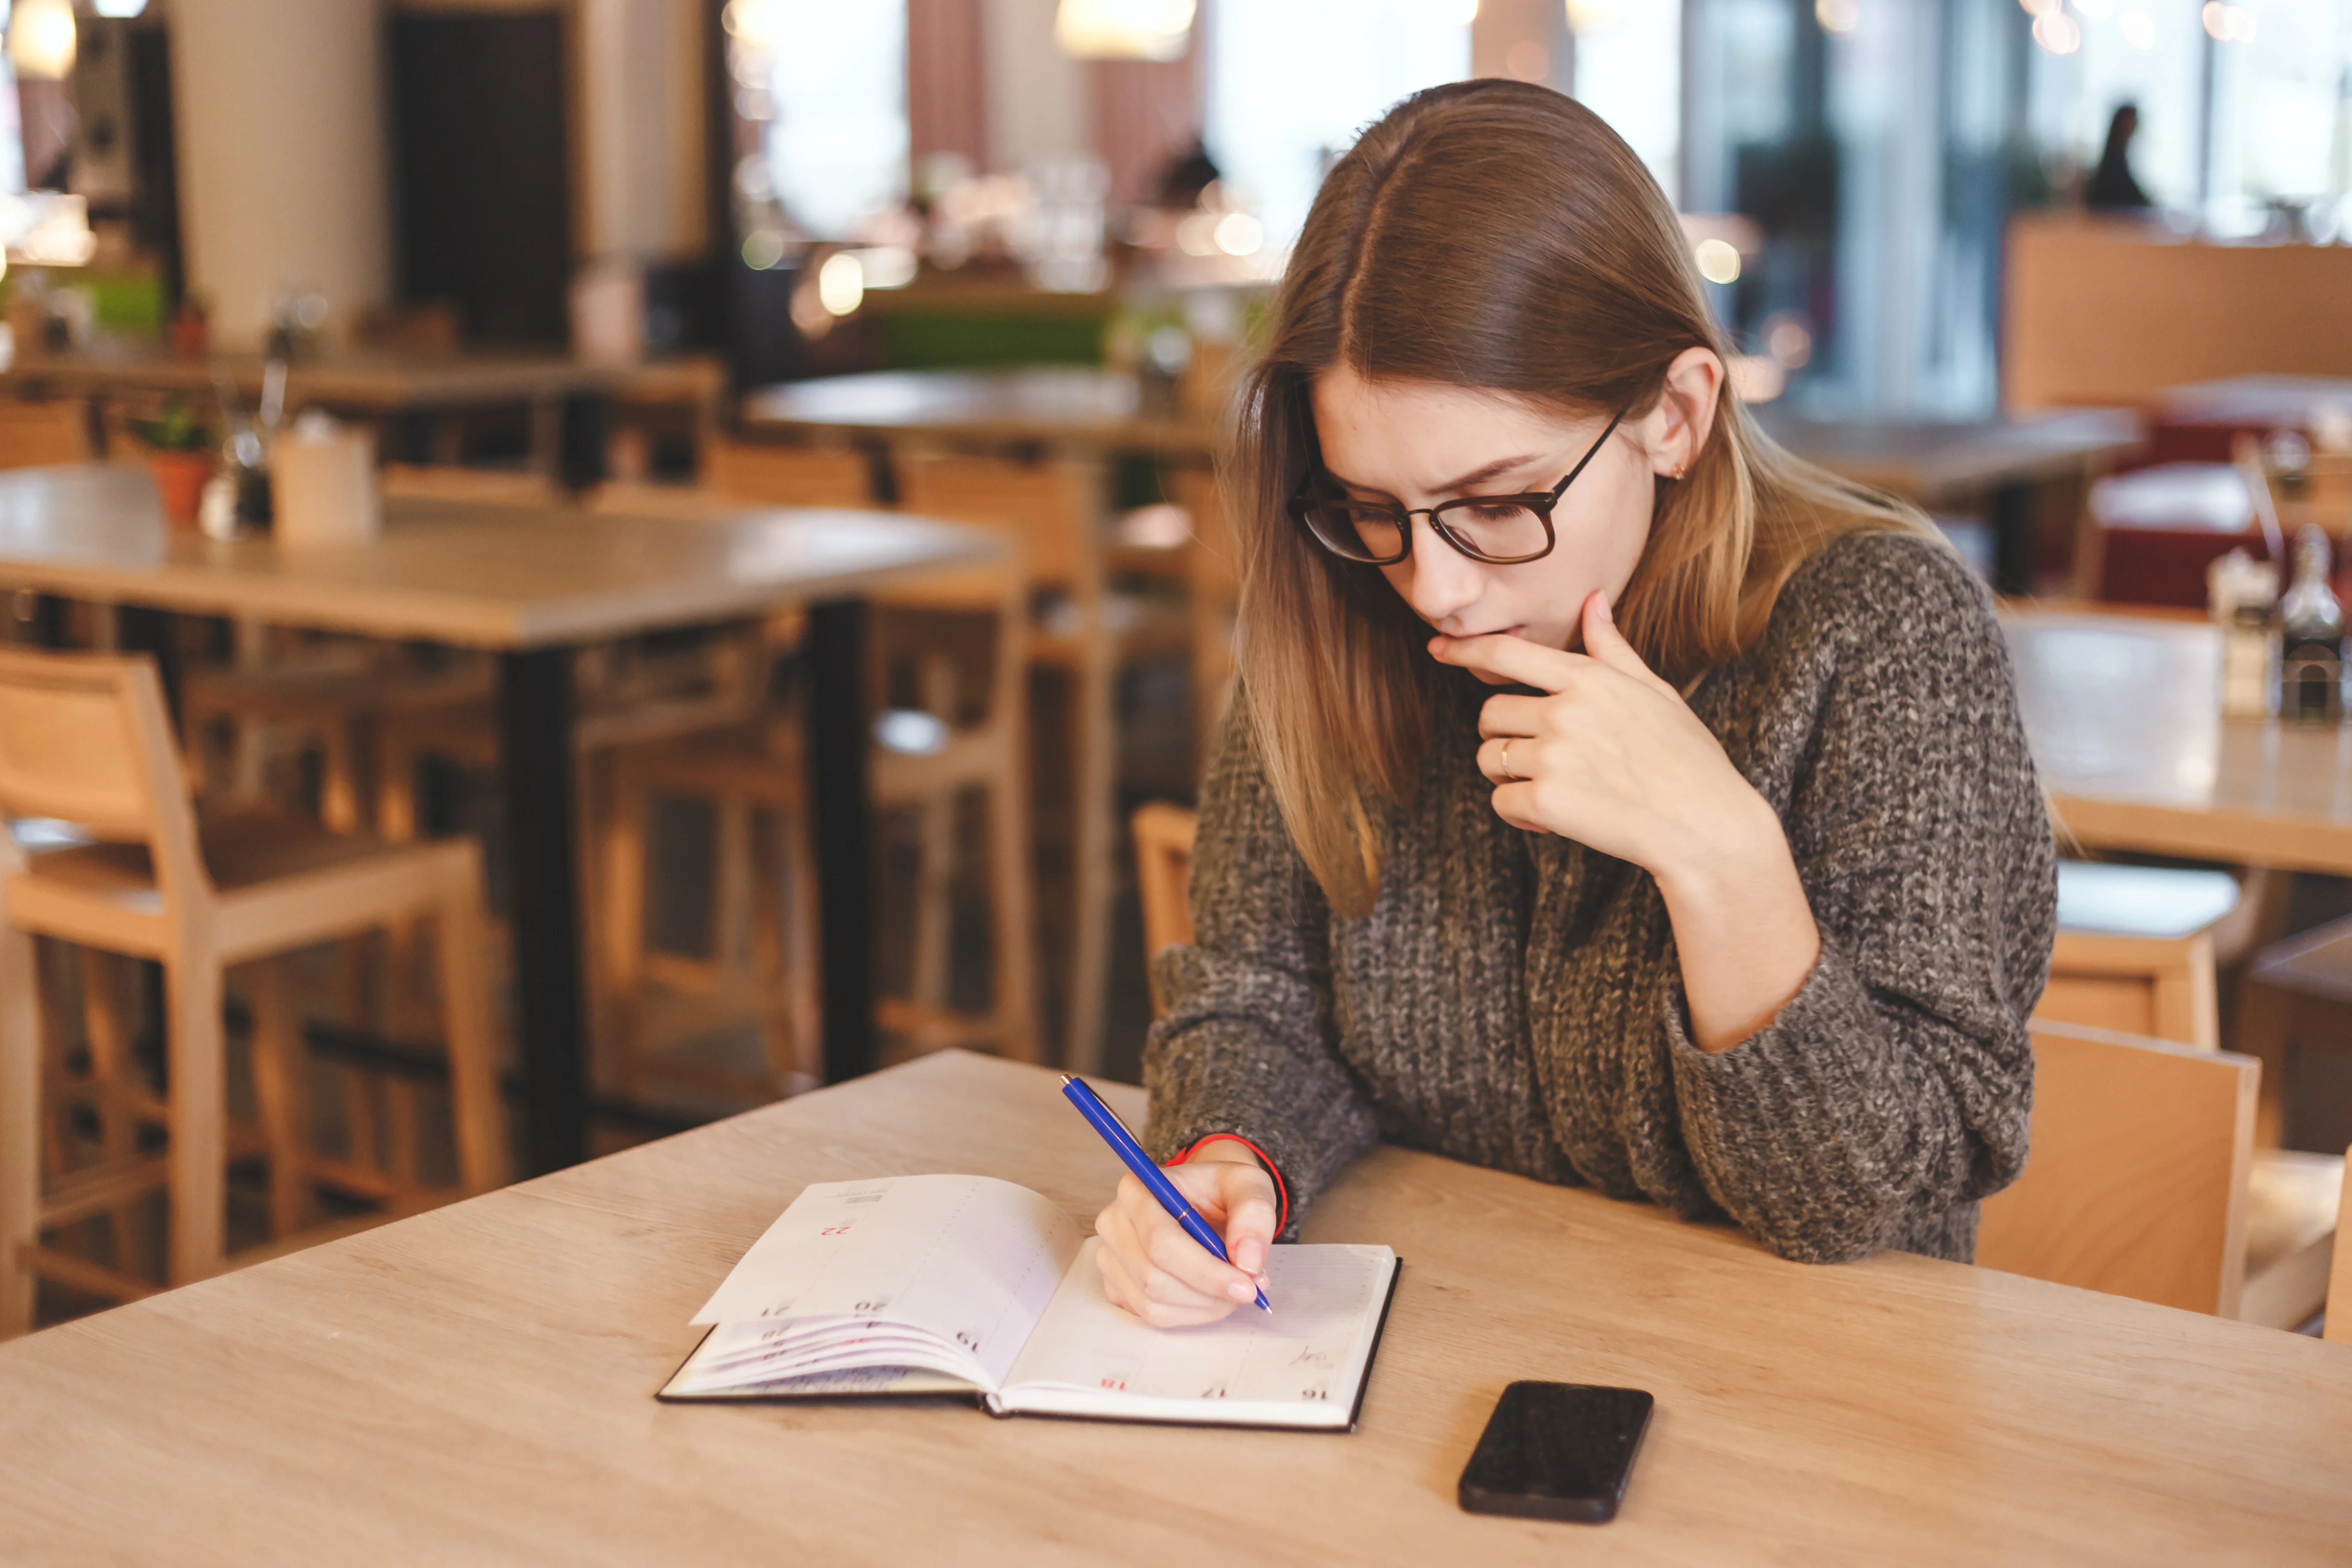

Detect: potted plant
127,397,217,528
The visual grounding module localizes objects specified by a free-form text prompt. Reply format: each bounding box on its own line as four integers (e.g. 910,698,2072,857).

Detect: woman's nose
1400,517,1487,625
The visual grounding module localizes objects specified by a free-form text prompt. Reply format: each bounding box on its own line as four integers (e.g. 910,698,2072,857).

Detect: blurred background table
1,1048,2343,1565
1,348,627,485
0,462,1000,1172
1756,407,2143,594
742,366,1219,459
2004,608,2352,875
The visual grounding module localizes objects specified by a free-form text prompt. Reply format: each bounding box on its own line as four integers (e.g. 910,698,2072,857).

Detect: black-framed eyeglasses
1289,407,1629,566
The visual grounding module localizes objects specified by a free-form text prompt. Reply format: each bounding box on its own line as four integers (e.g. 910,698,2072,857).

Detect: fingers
1475,692,1550,739
1578,592,1675,695
1207,1164,1280,1282
1092,1171,1259,1324
1095,1243,1238,1328
1427,631,1578,692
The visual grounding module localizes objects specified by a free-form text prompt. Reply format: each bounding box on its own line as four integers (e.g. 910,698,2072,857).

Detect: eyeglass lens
1299,496,1551,564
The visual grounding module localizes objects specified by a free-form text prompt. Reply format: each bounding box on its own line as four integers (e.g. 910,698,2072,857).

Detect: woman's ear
1645,347,1724,480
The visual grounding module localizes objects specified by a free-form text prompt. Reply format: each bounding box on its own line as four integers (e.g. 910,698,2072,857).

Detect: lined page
689,1175,1083,1390
998,1240,1396,1422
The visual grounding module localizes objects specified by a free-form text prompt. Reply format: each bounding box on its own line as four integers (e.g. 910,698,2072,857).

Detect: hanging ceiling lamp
1054,0,1197,63
9,0,77,81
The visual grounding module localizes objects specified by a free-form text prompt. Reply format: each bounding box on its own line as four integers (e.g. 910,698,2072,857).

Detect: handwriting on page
1004,1240,1388,1405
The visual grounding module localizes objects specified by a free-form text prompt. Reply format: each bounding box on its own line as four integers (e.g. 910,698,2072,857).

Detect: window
1204,0,1473,248
729,0,909,242
1571,2,1684,205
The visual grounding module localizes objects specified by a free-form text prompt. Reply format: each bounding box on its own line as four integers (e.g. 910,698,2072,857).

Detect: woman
1094,81,2054,1326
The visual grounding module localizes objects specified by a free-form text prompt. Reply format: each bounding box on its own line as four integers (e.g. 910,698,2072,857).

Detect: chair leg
162,946,227,1287
714,793,756,983
910,655,959,1016
432,853,510,1194
1,918,40,1337
245,960,312,1239
319,719,363,835
748,808,797,1096
910,791,957,1016
2233,978,2295,1149
783,799,824,1091
1065,642,1118,1073
986,743,1040,1064
79,949,150,1270
600,761,652,1100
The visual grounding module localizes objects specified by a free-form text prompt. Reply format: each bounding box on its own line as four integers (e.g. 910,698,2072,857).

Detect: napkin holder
273,421,380,550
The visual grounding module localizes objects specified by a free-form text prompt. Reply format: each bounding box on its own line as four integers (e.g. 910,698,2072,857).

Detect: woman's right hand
1092,1143,1278,1327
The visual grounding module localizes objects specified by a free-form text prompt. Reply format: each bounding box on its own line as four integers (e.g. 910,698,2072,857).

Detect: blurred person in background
2087,103,2153,211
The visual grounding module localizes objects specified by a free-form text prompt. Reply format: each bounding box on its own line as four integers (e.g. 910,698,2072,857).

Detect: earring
1669,462,1686,480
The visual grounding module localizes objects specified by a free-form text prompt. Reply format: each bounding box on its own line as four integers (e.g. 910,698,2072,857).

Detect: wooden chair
2036,861,2255,1050
592,473,1038,1093
377,464,562,508
1976,1020,2341,1329
2235,913,2352,1149
894,451,1130,1071
2330,1150,2352,1345
701,436,873,508
1131,801,1197,1017
0,648,507,1337
0,398,92,470
1113,470,1244,773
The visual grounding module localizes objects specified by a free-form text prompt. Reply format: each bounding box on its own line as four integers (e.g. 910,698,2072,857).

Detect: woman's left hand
1430,591,1762,878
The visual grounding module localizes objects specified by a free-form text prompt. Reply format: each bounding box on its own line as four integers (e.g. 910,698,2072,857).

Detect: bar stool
2235,915,2352,1150
597,487,1040,1094
0,647,508,1338
2037,861,2256,1049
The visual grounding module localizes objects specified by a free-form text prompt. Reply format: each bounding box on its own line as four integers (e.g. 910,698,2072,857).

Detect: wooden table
0,1049,2343,1564
0,463,1001,1170
2005,608,2352,875
742,365,1219,459
1755,407,2143,594
2,348,628,481
745,370,2143,595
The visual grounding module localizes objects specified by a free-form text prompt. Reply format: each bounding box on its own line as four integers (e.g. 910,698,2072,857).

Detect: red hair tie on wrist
1168,1133,1289,1234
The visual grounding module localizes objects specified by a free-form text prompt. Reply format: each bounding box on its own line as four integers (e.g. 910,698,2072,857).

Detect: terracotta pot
147,450,215,528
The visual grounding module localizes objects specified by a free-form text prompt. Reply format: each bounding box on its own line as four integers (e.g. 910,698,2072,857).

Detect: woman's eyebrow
1324,453,1542,497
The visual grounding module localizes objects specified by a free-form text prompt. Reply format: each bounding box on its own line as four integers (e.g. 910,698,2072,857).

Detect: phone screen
1457,1381,1654,1523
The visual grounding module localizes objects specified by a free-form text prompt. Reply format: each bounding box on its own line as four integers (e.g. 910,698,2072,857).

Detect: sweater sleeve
1142,692,1379,1232
1664,537,2055,1264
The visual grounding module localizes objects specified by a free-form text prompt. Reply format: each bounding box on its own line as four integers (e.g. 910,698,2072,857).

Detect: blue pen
1060,1073,1272,1313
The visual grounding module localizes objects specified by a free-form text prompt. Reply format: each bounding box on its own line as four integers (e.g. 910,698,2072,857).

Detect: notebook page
998,1239,1395,1424
689,1175,1083,1390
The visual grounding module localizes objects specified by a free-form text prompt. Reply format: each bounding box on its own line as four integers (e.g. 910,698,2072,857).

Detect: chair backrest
702,437,875,509
895,451,1101,600
1131,802,1197,1016
2329,1150,2352,1346
1164,468,1241,600
378,465,560,508
0,647,207,894
2038,930,2221,1050
0,398,92,470
1976,1020,2256,1317
584,481,761,522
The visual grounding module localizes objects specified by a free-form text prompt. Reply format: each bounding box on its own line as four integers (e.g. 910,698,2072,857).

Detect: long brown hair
1231,80,1928,916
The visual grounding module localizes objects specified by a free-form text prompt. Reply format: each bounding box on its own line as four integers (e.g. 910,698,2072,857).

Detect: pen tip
1059,1073,1074,1086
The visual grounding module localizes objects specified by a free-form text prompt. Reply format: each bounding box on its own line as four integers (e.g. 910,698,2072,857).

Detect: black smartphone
1457,1381,1653,1523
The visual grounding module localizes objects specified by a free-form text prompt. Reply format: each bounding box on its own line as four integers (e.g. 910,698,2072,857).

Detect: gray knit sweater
1143,530,2056,1265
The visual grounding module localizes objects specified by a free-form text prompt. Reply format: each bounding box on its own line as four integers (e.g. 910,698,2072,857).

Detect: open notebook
659,1173,1401,1430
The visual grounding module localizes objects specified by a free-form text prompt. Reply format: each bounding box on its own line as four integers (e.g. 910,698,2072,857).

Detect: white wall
984,0,1087,172
169,0,391,349
578,0,708,263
